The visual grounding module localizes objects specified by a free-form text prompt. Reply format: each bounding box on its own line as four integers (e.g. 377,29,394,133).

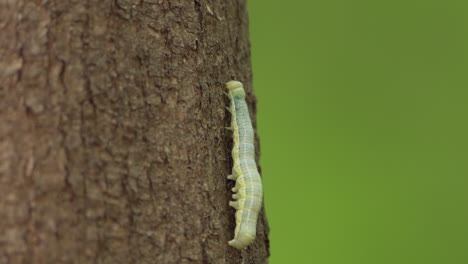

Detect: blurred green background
248,1,468,263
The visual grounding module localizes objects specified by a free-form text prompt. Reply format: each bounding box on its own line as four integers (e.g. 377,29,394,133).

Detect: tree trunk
0,1,269,263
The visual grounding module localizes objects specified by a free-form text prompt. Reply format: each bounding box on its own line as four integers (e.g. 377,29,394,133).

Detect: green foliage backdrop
248,1,468,263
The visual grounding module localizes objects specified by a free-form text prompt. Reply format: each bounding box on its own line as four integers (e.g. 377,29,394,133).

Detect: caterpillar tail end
228,234,255,250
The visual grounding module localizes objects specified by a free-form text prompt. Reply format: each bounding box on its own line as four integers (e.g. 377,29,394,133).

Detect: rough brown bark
0,1,269,263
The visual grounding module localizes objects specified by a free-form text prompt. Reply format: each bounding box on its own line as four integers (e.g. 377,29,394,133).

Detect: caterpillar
225,80,263,249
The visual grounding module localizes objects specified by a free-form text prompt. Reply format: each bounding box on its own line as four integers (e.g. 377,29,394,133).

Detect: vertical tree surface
0,1,269,263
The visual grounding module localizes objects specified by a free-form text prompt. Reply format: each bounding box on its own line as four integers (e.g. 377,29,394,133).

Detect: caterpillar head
226,80,246,98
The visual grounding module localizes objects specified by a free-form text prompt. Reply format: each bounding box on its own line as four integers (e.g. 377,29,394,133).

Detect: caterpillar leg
232,181,240,192
229,201,239,209
227,171,238,180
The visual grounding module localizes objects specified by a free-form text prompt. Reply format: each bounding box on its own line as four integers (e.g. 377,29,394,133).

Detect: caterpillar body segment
226,80,263,250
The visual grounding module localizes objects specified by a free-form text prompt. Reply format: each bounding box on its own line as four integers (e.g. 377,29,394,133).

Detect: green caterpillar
226,81,263,249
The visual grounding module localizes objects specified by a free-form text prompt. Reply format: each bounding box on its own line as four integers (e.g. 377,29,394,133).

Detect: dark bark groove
0,0,269,263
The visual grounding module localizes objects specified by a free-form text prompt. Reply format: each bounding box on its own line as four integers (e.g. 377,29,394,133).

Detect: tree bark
0,1,269,263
